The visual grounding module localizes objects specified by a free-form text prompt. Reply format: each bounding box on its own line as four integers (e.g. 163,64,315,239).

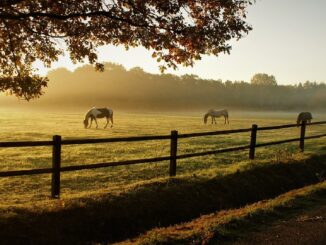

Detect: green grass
0,154,325,244
0,109,325,208
118,181,326,245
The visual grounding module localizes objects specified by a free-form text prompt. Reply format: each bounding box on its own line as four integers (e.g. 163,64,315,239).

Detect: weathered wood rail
0,121,325,198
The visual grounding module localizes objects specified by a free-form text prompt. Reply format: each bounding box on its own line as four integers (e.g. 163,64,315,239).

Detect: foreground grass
0,154,325,244
0,109,325,207
118,181,326,245
0,110,324,244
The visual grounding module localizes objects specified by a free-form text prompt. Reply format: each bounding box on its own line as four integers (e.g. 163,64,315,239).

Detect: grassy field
0,108,325,208
117,181,326,245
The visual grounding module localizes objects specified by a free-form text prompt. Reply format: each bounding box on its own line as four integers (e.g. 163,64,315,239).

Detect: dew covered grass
0,108,325,207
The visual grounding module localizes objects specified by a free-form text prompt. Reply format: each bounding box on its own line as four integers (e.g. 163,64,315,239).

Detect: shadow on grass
1,155,325,244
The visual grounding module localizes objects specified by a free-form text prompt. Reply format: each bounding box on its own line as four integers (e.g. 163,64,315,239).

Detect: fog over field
0,63,325,112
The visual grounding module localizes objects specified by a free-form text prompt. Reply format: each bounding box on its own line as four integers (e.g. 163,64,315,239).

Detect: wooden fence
0,121,325,198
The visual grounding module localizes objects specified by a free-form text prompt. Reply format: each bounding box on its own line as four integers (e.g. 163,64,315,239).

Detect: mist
0,62,325,112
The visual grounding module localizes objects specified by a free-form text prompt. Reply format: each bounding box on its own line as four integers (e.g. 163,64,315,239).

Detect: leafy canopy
0,0,253,100
251,73,277,86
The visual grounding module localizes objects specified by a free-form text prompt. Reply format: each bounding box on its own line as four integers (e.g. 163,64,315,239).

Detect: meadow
0,108,325,208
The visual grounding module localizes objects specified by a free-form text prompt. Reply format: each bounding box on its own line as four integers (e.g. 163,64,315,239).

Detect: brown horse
83,107,114,129
296,112,312,126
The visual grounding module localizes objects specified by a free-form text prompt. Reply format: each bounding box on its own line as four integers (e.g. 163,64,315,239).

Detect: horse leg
89,118,93,128
104,117,109,129
110,116,114,128
95,118,98,128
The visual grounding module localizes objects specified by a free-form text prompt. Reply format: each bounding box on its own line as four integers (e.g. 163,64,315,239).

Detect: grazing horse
83,107,114,129
297,112,312,126
204,109,229,124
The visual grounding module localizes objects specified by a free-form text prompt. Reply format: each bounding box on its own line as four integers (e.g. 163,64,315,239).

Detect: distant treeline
2,63,326,111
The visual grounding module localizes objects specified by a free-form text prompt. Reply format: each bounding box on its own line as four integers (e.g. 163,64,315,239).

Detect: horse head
203,113,209,124
83,118,89,128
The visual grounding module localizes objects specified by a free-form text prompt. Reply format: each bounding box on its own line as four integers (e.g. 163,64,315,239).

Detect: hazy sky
34,0,326,85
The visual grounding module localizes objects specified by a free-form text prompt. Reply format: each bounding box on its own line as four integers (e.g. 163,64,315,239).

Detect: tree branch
0,10,150,28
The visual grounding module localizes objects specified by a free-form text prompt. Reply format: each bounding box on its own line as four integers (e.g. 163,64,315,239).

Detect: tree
0,0,254,100
250,73,277,86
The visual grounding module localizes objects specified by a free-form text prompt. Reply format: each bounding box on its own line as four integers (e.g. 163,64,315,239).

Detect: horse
83,107,114,129
204,109,229,124
296,112,312,127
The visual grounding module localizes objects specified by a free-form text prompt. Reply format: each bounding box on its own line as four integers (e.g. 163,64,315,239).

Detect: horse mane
84,107,95,118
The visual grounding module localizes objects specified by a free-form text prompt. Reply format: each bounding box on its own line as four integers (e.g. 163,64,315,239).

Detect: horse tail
110,110,114,125
224,109,229,124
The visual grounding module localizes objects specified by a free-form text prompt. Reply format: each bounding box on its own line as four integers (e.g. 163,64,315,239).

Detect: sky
34,0,326,85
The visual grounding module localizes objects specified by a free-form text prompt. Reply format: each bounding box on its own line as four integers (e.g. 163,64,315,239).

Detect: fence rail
0,121,325,198
178,128,252,138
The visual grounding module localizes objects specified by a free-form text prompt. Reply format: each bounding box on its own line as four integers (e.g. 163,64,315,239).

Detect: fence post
170,130,178,177
300,121,306,152
52,135,61,198
249,124,258,160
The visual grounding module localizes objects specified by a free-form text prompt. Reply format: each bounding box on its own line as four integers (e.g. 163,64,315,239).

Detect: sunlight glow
32,0,326,85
